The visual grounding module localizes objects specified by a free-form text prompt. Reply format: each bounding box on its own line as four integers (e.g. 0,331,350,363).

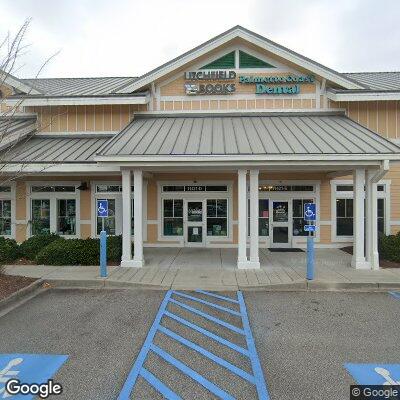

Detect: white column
133,169,144,267
121,169,132,266
351,168,369,269
370,180,380,270
365,170,373,266
237,169,248,268
249,169,260,268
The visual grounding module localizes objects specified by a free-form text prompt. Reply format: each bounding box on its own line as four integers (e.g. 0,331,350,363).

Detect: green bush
19,233,61,260
379,232,400,262
35,235,126,265
0,237,20,264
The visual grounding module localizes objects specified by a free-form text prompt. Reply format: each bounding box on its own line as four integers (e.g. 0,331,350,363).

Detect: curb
0,279,44,312
35,277,400,292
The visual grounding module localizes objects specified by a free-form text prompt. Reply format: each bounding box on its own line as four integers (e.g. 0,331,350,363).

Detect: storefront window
57,199,76,235
377,198,385,235
259,199,269,236
163,199,183,236
248,199,270,236
207,199,227,236
96,199,116,235
293,199,313,236
336,198,353,236
0,200,12,235
31,199,51,235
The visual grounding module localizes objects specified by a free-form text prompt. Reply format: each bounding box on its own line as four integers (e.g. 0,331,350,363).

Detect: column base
237,260,260,269
371,252,380,270
351,257,370,269
121,259,144,268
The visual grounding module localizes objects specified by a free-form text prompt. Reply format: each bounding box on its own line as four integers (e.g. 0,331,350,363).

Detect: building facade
1,26,400,269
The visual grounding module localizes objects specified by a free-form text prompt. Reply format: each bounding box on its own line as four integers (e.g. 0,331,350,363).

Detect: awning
97,112,400,162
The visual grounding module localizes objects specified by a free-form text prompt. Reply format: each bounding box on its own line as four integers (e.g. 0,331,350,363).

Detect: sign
184,185,205,192
304,225,316,232
0,354,68,400
184,70,236,95
185,70,236,81
97,199,109,218
304,203,316,221
345,363,400,385
239,74,315,95
184,83,235,95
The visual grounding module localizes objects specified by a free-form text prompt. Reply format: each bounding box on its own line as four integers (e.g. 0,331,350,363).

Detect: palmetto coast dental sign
239,74,315,94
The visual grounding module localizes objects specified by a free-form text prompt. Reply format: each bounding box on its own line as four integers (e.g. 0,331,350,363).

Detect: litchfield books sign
184,70,236,95
239,74,315,95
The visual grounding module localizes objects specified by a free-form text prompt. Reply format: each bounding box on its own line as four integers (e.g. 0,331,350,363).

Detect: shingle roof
99,112,400,157
0,115,37,151
343,72,400,91
2,134,111,163
19,77,137,96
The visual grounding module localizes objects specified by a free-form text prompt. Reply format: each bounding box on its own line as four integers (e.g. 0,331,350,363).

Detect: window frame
0,183,15,238
331,179,390,242
91,181,147,239
27,182,80,238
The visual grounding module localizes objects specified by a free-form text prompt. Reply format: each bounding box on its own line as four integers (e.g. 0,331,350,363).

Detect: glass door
185,200,204,246
271,201,290,247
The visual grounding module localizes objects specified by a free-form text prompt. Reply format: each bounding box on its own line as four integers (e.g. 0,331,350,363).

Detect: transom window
258,185,314,192
31,186,75,193
95,185,134,193
162,185,227,193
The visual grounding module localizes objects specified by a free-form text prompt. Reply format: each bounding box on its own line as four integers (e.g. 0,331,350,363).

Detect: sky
0,0,399,79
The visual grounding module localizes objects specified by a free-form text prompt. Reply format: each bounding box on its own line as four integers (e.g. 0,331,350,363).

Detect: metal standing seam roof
0,115,37,151
1,134,113,163
343,72,400,91
18,77,138,96
98,113,400,157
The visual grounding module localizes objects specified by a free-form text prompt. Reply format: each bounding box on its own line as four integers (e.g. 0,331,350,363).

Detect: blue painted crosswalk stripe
118,290,270,399
164,310,250,356
173,290,242,316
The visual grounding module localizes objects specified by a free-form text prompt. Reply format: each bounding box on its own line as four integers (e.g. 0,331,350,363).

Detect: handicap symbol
375,367,400,385
0,357,23,398
98,204,106,214
304,206,315,219
345,363,400,386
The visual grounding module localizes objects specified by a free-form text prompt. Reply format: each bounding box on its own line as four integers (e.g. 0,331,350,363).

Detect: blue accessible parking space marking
345,363,400,385
389,291,400,301
118,290,270,400
0,354,68,399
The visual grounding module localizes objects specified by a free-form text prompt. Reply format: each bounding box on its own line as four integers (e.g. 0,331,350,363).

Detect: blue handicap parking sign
97,199,109,218
345,363,400,385
304,224,316,232
304,203,316,221
0,353,68,399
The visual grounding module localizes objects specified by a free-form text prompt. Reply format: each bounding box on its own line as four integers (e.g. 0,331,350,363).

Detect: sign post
304,203,316,280
97,199,108,278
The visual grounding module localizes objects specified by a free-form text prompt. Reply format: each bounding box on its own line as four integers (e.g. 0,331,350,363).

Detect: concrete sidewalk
4,248,400,290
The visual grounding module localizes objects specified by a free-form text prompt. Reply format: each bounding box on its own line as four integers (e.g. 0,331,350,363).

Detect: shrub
19,233,61,260
0,237,20,264
379,233,400,263
35,235,126,266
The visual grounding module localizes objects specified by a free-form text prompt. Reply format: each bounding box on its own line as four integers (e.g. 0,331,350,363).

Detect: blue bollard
306,235,314,280
100,230,107,278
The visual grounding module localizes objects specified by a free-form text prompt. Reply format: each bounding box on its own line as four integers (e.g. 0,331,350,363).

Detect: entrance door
185,200,204,246
271,201,290,247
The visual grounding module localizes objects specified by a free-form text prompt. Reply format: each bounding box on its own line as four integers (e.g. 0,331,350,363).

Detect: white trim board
116,26,363,94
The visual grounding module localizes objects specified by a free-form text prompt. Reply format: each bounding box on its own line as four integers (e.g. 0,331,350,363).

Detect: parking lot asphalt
0,288,399,399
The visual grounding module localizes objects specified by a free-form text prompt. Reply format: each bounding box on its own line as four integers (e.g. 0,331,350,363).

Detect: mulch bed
0,274,37,301
340,246,400,269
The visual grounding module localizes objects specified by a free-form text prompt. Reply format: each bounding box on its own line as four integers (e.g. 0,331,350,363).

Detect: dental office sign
184,70,236,95
239,74,315,95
